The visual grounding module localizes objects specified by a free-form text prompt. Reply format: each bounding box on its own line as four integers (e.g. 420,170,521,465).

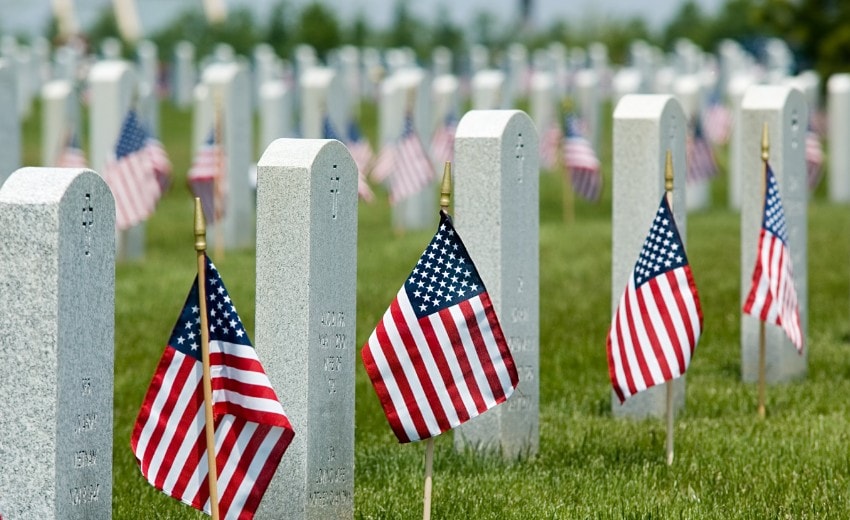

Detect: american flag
56,131,87,168
131,256,295,519
539,120,562,171
429,112,457,166
686,117,717,184
563,114,602,202
742,164,803,351
388,113,436,205
702,99,732,146
103,110,162,231
607,196,703,403
188,129,225,225
370,145,395,184
146,133,173,193
361,211,519,443
805,130,824,191
323,116,374,202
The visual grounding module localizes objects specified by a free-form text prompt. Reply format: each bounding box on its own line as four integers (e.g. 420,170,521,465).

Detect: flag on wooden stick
805,130,824,192
188,129,225,225
429,112,457,166
686,117,717,184
607,196,703,403
361,210,519,443
131,255,294,519
563,114,602,202
743,164,803,351
103,109,162,230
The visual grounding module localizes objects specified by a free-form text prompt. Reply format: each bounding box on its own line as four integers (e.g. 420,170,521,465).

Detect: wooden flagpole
758,123,769,420
194,197,221,520
663,150,675,466
421,162,453,520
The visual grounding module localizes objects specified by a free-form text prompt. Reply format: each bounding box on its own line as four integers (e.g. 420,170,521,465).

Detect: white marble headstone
452,110,540,459
255,139,357,519
0,167,115,519
827,73,850,202
740,85,807,382
611,94,688,418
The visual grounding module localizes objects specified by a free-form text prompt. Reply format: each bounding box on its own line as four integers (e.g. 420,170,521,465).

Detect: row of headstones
0,86,809,517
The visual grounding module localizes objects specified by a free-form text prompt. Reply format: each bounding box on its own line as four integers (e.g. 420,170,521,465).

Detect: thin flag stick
758,122,769,420
421,162,453,520
195,197,221,520
663,150,675,466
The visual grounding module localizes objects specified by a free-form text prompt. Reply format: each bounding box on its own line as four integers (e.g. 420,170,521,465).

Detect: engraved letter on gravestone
0,168,115,520
255,139,357,520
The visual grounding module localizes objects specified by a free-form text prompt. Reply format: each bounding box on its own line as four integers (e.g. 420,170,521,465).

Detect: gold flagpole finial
440,162,452,212
761,122,769,163
194,197,207,252
664,150,674,194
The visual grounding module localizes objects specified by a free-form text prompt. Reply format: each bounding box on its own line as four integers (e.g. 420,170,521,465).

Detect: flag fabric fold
805,130,824,192
146,133,173,192
131,256,294,519
188,128,225,225
686,117,717,184
539,120,562,171
429,112,457,167
103,109,162,231
563,114,602,202
361,211,519,443
607,196,703,403
743,164,803,351
370,113,435,204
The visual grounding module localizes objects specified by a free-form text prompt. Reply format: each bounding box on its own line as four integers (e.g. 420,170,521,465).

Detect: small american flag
370,145,395,184
743,164,803,351
145,133,172,193
702,99,732,146
389,113,436,205
805,130,824,191
429,112,457,166
131,256,295,519
607,196,703,403
323,116,374,202
539,120,562,171
563,114,602,202
56,131,87,168
686,118,717,184
103,110,161,231
188,129,225,225
361,211,519,442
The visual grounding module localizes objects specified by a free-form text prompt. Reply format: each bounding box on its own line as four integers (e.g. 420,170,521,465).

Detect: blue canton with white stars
405,212,486,319
115,110,148,159
762,165,789,244
632,196,689,288
168,256,253,361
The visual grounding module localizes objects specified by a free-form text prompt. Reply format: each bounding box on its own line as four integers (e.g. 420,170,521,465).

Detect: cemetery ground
21,100,850,518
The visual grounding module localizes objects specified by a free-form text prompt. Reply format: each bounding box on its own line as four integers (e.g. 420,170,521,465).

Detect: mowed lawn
20,99,850,518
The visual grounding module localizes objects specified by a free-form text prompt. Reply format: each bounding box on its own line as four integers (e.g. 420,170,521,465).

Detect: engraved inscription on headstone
0,167,115,519
255,139,357,519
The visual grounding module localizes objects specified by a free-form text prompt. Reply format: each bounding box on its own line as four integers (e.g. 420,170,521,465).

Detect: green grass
19,99,850,518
